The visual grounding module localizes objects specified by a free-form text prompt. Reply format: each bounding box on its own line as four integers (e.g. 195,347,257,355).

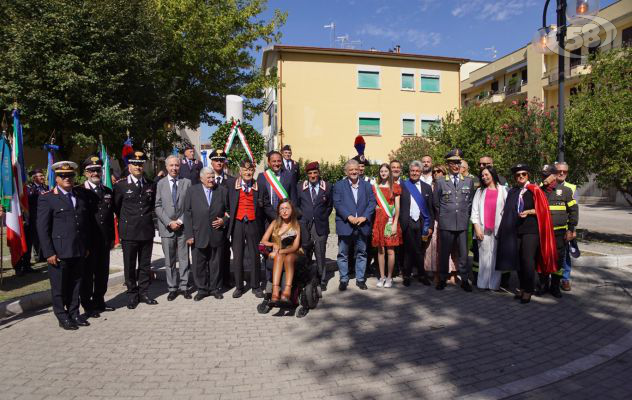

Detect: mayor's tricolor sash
403,179,431,236
373,182,395,236
263,170,289,200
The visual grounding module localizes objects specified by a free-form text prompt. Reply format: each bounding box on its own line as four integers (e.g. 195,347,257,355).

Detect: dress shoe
139,296,158,305
320,283,328,292
213,291,223,300
550,286,563,298
194,292,209,302
461,280,473,292
127,298,139,309
356,281,368,290
520,293,532,304
253,288,264,298
96,305,115,312
561,280,571,291
338,281,348,291
23,265,36,274
402,277,411,287
233,288,244,298
86,310,101,318
167,291,179,301
59,319,79,331
514,290,523,300
182,289,193,300
71,316,90,327
435,280,447,290
419,276,431,286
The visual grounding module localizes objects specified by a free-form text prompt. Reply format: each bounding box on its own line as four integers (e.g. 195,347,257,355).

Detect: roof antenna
324,22,335,48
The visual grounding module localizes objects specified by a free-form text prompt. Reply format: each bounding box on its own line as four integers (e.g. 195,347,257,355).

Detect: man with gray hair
155,155,193,301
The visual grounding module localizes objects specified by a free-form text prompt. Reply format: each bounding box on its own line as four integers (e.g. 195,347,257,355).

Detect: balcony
542,60,591,87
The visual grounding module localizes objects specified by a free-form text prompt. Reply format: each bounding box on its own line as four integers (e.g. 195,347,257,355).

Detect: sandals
280,285,292,303
271,285,281,303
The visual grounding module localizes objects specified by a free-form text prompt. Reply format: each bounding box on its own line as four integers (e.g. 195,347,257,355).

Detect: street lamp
532,0,599,162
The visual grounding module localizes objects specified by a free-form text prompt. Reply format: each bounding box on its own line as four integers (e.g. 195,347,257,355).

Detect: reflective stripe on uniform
549,205,566,211
554,225,568,230
567,200,577,207
564,181,577,195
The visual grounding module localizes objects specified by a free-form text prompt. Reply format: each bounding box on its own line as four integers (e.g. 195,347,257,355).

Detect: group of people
24,141,579,330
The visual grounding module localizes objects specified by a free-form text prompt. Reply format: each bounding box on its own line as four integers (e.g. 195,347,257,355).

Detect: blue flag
0,136,14,211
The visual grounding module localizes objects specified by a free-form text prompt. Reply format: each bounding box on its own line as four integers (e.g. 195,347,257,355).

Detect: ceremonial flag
43,143,59,190
6,165,27,266
100,141,119,246
121,138,134,166
12,109,28,212
0,136,14,211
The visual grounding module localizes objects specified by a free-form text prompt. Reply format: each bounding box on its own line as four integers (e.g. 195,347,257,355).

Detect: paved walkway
578,204,632,236
1,242,631,399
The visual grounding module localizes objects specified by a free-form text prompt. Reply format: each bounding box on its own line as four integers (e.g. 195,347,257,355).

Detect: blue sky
200,0,617,141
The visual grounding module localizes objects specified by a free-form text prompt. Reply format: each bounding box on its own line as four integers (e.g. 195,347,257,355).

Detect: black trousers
80,242,111,311
121,239,153,299
48,258,83,322
518,233,540,293
232,219,261,290
403,219,429,279
439,229,468,280
538,230,566,287
301,222,328,284
220,240,232,288
192,244,223,295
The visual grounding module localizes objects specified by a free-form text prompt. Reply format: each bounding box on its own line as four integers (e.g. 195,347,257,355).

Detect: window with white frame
401,69,415,90
357,66,381,89
358,112,381,135
420,69,441,93
420,115,440,135
401,114,416,136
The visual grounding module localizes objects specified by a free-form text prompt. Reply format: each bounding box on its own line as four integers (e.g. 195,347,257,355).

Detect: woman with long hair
372,163,402,288
470,166,508,290
260,199,301,303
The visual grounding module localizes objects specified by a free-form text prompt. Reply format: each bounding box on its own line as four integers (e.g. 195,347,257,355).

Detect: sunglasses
514,172,528,178
558,170,568,175
433,170,443,174
86,168,101,173
58,173,76,179
479,163,491,167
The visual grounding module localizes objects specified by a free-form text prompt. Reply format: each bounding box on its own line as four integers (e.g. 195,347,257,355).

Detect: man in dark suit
184,167,230,301
228,159,265,298
37,161,92,330
113,151,158,309
209,149,235,289
257,150,297,223
79,156,116,318
281,144,299,184
297,162,333,290
178,145,202,185
399,160,435,287
333,159,376,291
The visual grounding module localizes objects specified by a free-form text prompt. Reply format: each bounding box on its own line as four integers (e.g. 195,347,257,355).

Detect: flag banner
223,120,255,162
7,164,27,266
100,141,119,246
0,136,14,211
12,109,28,213
43,143,59,190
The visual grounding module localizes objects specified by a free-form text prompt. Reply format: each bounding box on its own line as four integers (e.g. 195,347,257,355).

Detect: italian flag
6,165,27,266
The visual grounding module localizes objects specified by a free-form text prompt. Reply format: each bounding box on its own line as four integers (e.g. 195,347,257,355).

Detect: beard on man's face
422,166,432,174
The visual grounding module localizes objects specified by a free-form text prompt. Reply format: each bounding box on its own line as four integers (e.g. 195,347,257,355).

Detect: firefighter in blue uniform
37,161,92,330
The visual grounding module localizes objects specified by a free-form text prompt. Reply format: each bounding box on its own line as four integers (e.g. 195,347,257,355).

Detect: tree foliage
0,0,286,156
566,47,632,204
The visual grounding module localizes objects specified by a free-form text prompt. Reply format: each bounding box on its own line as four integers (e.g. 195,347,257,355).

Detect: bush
296,156,381,184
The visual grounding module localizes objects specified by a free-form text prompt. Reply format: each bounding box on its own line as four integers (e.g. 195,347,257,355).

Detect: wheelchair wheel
257,299,272,314
296,306,309,318
304,280,319,309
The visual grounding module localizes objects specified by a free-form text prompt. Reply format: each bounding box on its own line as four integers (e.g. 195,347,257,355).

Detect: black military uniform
113,151,157,308
18,170,48,273
539,164,579,297
209,149,236,289
37,161,92,330
79,156,116,317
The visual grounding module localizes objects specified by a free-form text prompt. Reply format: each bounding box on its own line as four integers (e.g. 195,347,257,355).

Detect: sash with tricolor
263,169,289,200
224,119,255,162
373,182,395,237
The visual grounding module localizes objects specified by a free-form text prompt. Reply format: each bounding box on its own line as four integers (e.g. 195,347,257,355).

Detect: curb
457,330,632,400
574,255,632,270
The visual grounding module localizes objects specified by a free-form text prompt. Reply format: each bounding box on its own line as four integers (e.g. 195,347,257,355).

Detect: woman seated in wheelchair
260,199,301,304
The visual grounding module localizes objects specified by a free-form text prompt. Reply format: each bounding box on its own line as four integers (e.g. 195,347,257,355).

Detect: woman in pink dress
372,164,402,288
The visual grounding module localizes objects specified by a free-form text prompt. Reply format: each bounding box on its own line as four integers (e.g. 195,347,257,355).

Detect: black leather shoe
252,288,264,298
59,319,79,330
320,283,328,291
339,281,348,291
550,286,563,298
461,280,473,292
139,296,158,305
127,298,139,309
356,281,368,290
403,277,411,287
194,292,209,301
71,316,90,327
167,291,179,301
212,291,224,299
436,280,447,290
233,288,244,298
86,310,100,318
182,289,193,300
419,276,431,286
96,305,115,312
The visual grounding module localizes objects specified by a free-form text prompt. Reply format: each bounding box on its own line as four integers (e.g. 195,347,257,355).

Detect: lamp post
532,0,598,163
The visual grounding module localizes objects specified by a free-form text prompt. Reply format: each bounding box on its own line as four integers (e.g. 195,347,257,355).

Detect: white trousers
477,231,501,290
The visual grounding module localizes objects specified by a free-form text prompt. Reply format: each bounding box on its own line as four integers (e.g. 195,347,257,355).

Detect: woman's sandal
280,285,292,303
271,285,281,303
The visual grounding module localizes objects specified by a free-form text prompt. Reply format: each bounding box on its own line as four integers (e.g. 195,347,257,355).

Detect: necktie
96,185,103,197
216,176,221,185
453,175,458,187
65,192,74,209
188,160,193,169
171,179,177,204
137,179,142,192
311,184,317,203
206,188,212,206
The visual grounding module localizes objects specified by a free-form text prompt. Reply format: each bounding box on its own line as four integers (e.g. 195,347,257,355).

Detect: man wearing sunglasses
478,156,508,186
37,161,92,330
554,162,578,292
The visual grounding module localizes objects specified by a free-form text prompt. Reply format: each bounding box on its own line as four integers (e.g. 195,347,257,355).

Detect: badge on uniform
556,189,563,196
126,189,133,194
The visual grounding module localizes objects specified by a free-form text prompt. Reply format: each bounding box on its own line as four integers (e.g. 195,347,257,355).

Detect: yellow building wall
275,52,461,164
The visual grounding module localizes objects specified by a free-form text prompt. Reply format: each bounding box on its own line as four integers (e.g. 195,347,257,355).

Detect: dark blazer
27,183,48,226
80,182,115,246
214,173,236,191
399,179,435,232
113,175,156,241
333,178,376,237
183,184,229,249
37,187,92,259
281,159,300,184
256,169,298,222
296,179,333,236
178,158,203,185
228,178,264,236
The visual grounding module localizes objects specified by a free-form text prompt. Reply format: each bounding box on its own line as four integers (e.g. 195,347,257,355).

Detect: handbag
257,243,272,256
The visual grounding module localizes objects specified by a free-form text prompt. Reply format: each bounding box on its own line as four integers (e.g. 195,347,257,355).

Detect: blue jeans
337,230,367,283
562,243,572,281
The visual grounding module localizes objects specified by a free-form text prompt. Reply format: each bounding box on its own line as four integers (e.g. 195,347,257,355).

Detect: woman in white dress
470,166,507,290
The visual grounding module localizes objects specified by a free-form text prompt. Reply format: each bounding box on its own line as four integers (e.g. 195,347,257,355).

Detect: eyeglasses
514,172,528,178
479,163,491,167
558,170,568,175
58,173,76,179
433,170,442,174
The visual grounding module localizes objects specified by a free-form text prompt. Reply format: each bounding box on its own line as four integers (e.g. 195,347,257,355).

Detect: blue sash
403,179,430,235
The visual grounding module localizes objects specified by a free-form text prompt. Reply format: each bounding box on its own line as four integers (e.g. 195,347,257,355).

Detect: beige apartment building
261,45,467,164
461,0,632,108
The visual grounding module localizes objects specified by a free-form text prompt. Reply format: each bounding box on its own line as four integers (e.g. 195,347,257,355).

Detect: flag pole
0,113,6,285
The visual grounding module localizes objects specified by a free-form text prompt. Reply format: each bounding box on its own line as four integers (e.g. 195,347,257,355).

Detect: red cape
526,184,558,274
